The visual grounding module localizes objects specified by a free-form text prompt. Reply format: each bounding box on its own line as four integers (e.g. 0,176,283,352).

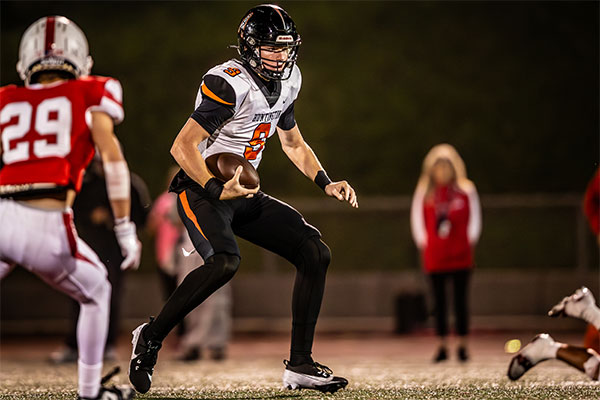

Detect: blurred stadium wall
1,1,598,334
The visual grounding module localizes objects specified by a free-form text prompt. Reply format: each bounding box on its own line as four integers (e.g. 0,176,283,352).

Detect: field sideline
1,332,599,399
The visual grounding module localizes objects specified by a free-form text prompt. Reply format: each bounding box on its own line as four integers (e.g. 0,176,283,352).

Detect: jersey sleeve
466,185,482,245
410,187,427,249
84,76,124,125
277,65,301,130
190,74,236,134
277,101,296,130
584,168,600,235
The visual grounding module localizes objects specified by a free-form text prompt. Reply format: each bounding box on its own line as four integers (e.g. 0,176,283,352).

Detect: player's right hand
114,220,142,270
220,166,259,200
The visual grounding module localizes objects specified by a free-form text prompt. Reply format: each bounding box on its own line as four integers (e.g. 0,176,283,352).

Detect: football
205,152,260,189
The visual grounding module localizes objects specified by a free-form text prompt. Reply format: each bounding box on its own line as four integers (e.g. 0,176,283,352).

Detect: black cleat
128,321,161,393
282,360,348,393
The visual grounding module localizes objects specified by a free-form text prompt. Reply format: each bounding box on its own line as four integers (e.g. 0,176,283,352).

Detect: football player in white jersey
129,4,356,394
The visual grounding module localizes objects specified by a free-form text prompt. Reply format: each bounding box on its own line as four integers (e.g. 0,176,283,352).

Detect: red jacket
584,168,600,236
411,184,481,274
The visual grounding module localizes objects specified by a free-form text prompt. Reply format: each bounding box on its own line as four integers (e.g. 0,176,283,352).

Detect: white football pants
0,198,110,398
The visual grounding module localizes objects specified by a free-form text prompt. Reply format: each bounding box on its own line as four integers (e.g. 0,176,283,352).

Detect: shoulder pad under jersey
287,64,302,103
80,75,124,124
199,60,253,110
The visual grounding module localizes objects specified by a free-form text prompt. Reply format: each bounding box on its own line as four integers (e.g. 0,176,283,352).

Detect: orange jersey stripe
179,191,209,241
201,83,234,106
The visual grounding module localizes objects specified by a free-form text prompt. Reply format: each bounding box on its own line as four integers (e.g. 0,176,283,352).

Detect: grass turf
1,356,599,400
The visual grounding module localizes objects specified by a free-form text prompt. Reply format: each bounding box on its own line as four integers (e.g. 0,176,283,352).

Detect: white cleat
282,360,348,393
508,333,559,381
548,286,597,320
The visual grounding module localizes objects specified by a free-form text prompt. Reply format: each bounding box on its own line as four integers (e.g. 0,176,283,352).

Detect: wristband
204,177,224,199
314,170,332,191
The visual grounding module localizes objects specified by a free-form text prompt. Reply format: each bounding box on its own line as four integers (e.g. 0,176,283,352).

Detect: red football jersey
0,76,123,195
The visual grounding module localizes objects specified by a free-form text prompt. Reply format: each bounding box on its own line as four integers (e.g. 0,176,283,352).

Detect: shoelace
313,362,332,376
136,340,161,373
283,360,332,377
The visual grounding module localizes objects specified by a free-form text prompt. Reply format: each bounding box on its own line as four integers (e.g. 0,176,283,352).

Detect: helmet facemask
240,37,300,81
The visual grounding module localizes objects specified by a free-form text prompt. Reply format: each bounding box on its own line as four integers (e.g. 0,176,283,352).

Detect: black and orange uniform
145,59,330,366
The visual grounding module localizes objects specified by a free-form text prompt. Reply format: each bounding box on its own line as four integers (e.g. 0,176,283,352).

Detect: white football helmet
16,16,93,85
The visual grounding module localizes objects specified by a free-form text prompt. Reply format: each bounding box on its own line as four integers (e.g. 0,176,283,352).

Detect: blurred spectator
583,167,599,352
148,167,232,361
147,167,181,306
583,167,599,246
50,157,151,363
410,144,481,362
174,235,232,361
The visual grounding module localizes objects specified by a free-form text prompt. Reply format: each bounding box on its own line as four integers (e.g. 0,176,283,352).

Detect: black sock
145,253,239,343
289,351,314,366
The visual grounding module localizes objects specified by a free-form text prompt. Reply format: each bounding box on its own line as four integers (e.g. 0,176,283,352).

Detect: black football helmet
237,4,301,81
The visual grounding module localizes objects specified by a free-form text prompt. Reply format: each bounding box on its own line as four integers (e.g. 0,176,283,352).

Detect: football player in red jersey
0,16,139,400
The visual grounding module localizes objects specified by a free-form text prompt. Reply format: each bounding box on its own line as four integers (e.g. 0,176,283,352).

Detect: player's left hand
325,181,359,208
114,220,142,270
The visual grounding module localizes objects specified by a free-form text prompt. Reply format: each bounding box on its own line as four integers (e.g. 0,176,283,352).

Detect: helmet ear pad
16,60,26,81
83,55,94,76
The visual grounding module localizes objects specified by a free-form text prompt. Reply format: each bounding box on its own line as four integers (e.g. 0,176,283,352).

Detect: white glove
114,219,142,270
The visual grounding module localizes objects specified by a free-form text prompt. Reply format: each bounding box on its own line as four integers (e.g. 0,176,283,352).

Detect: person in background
582,167,600,352
410,143,482,362
50,156,151,363
173,234,232,362
148,166,232,362
147,166,181,306
583,167,599,246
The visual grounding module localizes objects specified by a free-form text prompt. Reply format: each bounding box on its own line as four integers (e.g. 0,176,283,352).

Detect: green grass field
1,333,599,399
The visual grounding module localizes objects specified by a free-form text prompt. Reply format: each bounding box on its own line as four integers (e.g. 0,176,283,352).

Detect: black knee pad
207,253,240,282
295,236,331,273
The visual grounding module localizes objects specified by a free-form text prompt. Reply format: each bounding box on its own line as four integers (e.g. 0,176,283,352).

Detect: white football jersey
195,59,302,170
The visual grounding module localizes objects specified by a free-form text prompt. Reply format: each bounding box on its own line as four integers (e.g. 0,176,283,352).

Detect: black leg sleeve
430,273,449,337
289,237,331,365
145,253,240,343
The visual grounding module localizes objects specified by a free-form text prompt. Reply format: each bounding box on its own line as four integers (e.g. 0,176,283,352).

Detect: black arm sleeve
190,75,236,134
277,101,296,130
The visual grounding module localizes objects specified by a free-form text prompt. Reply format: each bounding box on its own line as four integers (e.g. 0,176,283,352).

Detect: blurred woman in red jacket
411,144,482,362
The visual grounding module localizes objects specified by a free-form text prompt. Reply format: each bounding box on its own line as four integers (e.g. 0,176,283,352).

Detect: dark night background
1,1,598,273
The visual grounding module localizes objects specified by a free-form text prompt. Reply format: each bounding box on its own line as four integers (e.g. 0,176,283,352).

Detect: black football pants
146,189,329,363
